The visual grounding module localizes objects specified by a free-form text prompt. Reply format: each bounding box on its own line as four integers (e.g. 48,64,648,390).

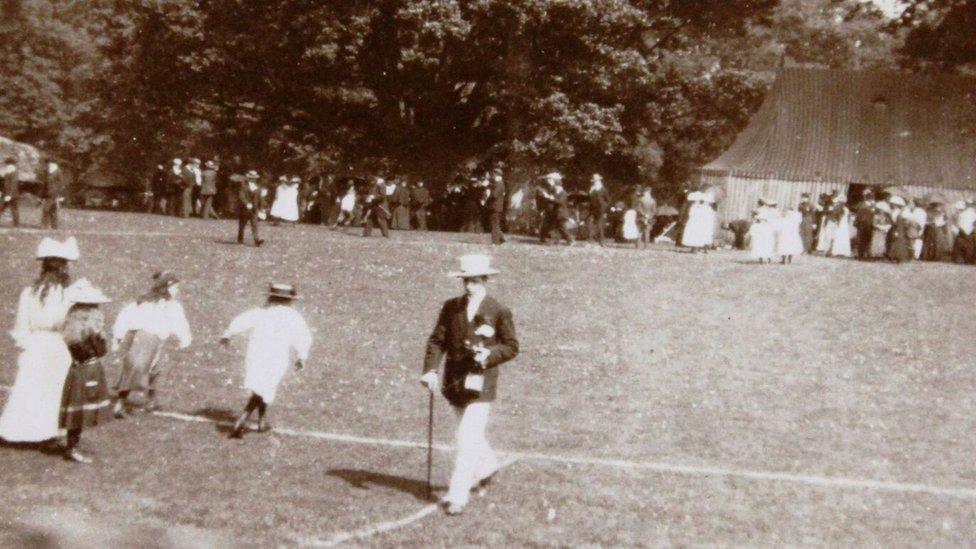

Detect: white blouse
112,299,192,348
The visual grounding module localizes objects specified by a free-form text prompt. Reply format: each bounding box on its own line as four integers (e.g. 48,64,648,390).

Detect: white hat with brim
449,254,500,278
701,193,716,203
876,202,891,213
888,196,906,207
540,172,562,182
687,191,703,201
36,236,80,261
65,278,111,304
266,282,300,300
245,170,260,179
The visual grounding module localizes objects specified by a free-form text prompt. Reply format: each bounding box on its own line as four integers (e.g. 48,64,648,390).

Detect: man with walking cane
420,254,519,515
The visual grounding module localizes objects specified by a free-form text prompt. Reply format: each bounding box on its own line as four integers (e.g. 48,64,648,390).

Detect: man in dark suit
410,180,431,230
237,170,265,246
167,158,184,216
0,158,19,226
200,160,219,218
40,159,64,229
362,176,391,238
488,171,506,244
421,254,518,515
586,173,609,246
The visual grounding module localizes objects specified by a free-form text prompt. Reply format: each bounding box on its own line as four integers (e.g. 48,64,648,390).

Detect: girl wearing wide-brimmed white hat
0,237,79,444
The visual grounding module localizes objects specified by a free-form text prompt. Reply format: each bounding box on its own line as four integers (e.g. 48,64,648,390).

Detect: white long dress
270,183,300,222
223,305,312,404
776,210,804,257
749,208,777,260
622,210,639,240
830,207,852,257
681,203,715,248
0,286,73,442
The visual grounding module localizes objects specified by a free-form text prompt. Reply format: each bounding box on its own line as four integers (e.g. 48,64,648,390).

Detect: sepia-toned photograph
1,0,975,546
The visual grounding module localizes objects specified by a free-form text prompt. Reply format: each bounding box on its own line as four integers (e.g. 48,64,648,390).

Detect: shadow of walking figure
326,469,444,502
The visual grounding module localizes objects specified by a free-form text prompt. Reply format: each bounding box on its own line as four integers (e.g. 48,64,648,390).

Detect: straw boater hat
65,278,111,304
687,191,703,202
36,236,80,261
541,171,562,183
151,270,180,292
245,170,260,179
266,283,300,300
449,254,499,278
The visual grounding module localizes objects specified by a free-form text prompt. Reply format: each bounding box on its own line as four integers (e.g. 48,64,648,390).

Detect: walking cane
426,390,434,501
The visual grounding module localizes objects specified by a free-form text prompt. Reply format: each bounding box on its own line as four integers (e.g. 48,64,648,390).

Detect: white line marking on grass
149,409,976,501
304,455,520,548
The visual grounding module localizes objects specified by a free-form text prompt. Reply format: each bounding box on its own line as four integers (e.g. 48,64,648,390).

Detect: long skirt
0,332,72,442
887,229,912,263
749,223,775,260
816,220,837,252
393,205,410,230
953,233,976,264
115,331,164,393
800,219,814,252
869,228,888,258
830,220,852,257
921,225,951,261
60,358,113,430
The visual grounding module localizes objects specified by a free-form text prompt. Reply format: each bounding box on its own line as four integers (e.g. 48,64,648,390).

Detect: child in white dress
222,283,312,439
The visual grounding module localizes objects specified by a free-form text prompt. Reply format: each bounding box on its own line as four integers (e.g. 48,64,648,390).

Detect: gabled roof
702,68,976,190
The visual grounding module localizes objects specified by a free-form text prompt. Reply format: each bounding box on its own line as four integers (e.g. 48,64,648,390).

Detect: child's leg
230,393,263,438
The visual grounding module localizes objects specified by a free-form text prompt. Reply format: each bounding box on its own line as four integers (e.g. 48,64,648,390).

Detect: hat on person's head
245,170,259,179
876,201,891,213
835,195,847,204
151,270,180,292
266,282,299,300
36,236,80,261
205,160,216,168
541,171,562,183
278,175,288,182
766,199,778,207
449,254,499,278
65,278,111,304
888,195,906,207
290,176,301,183
592,173,603,181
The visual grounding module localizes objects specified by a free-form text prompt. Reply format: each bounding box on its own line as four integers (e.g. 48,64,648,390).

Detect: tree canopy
0,0,904,196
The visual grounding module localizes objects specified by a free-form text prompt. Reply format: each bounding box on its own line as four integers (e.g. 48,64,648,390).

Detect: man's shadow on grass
190,407,238,434
326,469,444,503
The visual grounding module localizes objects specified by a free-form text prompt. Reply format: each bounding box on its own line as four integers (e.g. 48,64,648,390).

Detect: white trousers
446,402,499,506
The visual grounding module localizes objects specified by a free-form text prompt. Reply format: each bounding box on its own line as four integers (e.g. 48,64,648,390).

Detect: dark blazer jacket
238,183,264,215
424,295,518,407
40,169,63,199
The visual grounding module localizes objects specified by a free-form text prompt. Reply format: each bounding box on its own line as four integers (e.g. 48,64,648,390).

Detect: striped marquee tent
699,68,976,224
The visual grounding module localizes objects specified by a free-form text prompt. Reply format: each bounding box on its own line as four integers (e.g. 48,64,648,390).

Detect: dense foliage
0,0,900,196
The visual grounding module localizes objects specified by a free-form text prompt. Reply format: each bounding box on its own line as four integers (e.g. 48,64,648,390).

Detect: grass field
1,206,975,547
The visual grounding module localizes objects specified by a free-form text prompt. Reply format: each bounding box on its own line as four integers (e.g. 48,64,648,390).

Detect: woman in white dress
776,207,804,264
270,176,300,223
0,237,79,443
829,197,852,257
749,201,777,263
621,209,640,242
680,192,715,252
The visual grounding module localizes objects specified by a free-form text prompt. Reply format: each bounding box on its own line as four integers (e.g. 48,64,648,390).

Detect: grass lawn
1,206,975,546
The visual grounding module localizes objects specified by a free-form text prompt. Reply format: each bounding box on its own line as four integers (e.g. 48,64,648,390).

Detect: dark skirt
886,227,912,263
60,358,113,430
921,225,951,262
953,233,976,264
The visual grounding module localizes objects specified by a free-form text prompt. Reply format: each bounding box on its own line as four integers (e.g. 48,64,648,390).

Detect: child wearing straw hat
112,271,191,416
60,278,114,463
222,283,312,439
421,254,519,515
